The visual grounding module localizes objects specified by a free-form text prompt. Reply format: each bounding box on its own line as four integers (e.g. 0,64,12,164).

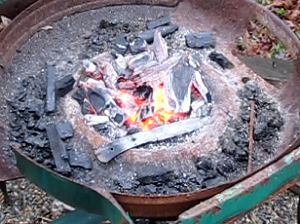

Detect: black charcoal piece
129,37,147,54
128,52,152,70
46,64,56,113
139,106,154,121
216,158,236,176
133,85,153,101
137,165,174,185
56,75,75,97
68,149,92,169
25,135,47,148
87,88,112,114
46,124,71,174
72,87,86,105
56,122,74,140
206,92,212,103
138,24,179,43
209,52,234,69
114,34,129,55
203,176,226,188
26,97,44,117
147,16,171,30
185,32,216,49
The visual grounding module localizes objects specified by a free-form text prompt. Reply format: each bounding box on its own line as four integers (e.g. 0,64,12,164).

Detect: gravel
0,179,298,223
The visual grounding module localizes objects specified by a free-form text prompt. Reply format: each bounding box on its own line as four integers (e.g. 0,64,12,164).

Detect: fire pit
1,0,300,220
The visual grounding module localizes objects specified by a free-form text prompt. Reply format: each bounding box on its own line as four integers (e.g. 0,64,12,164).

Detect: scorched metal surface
1,0,300,221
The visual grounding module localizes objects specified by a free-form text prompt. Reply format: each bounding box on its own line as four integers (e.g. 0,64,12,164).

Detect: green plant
275,8,286,17
296,31,300,40
270,41,286,59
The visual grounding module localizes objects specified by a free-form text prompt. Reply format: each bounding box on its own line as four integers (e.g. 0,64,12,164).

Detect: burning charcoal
56,75,75,97
46,124,71,175
129,37,148,54
152,30,168,63
128,52,153,71
45,64,56,113
87,88,113,114
193,71,211,103
165,58,194,113
105,103,127,127
68,148,92,170
185,32,216,49
133,85,153,101
138,24,179,43
147,16,171,30
84,114,109,126
82,100,93,115
56,122,74,140
72,87,86,105
116,78,136,90
114,34,129,55
139,106,154,121
209,51,234,69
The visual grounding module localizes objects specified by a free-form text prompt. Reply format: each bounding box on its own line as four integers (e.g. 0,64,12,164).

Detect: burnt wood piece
95,117,204,163
138,24,179,43
46,124,71,174
56,75,75,97
128,52,153,71
185,32,216,49
114,34,128,55
147,16,171,30
129,37,148,54
209,51,234,69
105,103,127,127
45,65,56,112
68,149,92,170
56,121,74,140
87,88,113,114
153,30,168,63
72,87,86,105
165,58,194,112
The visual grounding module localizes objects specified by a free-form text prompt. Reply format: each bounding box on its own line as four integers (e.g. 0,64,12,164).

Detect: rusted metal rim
1,0,300,219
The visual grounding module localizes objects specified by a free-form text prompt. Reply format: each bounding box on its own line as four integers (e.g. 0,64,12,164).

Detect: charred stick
247,100,255,173
46,65,56,113
95,117,206,163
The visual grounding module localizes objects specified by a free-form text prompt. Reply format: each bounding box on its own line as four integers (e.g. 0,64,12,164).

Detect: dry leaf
1,15,12,27
40,25,53,31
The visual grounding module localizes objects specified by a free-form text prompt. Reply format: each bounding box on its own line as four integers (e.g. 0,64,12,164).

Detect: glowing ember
116,82,187,131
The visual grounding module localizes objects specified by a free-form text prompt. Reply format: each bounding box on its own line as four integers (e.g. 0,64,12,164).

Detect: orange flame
117,82,187,131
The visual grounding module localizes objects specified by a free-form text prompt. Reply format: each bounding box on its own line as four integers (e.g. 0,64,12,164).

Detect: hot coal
56,75,75,97
138,24,179,43
134,85,153,101
45,65,56,113
147,16,171,30
56,121,74,140
139,105,154,121
209,51,234,69
68,148,92,170
165,58,194,112
46,124,71,175
114,34,128,55
185,32,216,49
129,37,148,54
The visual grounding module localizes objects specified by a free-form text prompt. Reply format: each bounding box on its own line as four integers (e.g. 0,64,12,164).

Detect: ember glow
117,82,187,131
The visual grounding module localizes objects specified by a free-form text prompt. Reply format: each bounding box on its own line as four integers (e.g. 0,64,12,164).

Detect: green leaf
296,31,300,40
275,8,286,17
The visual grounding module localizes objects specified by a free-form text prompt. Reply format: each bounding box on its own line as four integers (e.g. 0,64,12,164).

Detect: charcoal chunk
137,165,174,185
138,24,179,43
114,34,129,55
26,97,44,117
56,75,75,97
56,122,74,140
203,176,226,188
185,32,216,49
133,85,153,101
46,124,71,175
143,184,157,194
46,64,56,113
216,158,236,176
147,16,171,30
72,87,86,105
87,88,107,113
68,148,92,169
209,52,234,69
129,38,147,54
25,135,47,148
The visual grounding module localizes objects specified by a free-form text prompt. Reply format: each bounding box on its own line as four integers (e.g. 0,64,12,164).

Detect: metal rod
247,101,255,173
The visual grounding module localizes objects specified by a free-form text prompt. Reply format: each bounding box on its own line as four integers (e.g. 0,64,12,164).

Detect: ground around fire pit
0,179,298,223
4,4,287,196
